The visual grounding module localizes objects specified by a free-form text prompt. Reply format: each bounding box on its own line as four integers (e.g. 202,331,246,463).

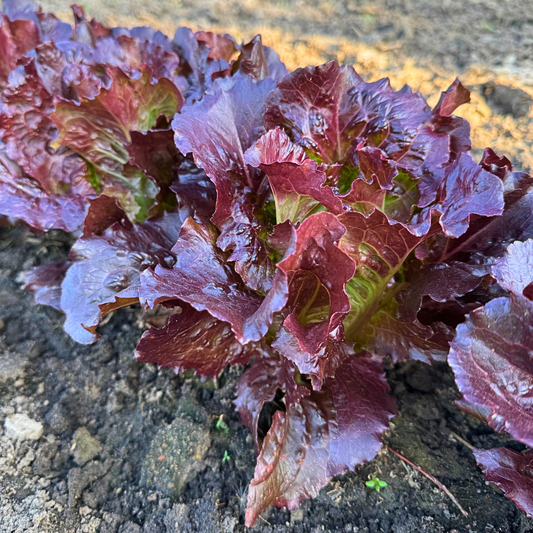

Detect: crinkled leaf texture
136,304,257,378
244,128,343,224
450,239,533,446
242,352,396,526
139,217,287,344
51,66,183,178
61,210,182,344
0,13,40,88
0,143,88,231
473,447,533,516
0,4,276,231
0,57,93,231
420,153,505,239
173,75,278,292
338,208,429,342
5,9,533,523
272,212,355,387
263,60,442,170
24,260,71,311
449,292,533,446
234,350,296,451
492,240,533,296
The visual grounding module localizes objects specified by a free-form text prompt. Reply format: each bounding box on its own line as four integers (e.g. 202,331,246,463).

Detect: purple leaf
434,153,504,238
414,153,505,238
264,60,448,172
136,304,255,378
173,75,276,224
0,143,88,231
48,66,182,220
173,75,278,290
261,45,288,82
195,30,237,62
0,58,93,196
235,349,296,450
231,35,287,82
338,209,427,342
216,196,276,292
524,283,533,301
276,212,355,358
438,171,533,263
3,0,72,43
272,326,353,390
454,398,492,424
127,129,182,216
170,158,217,219
0,14,40,88
127,129,179,188
139,217,287,343
493,239,533,295
244,128,344,224
473,447,533,515
245,386,333,527
264,61,362,165
325,352,396,476
432,78,471,118
82,195,128,237
339,175,387,215
396,261,486,322
108,27,182,86
480,147,513,180
232,35,269,80
243,351,396,525
449,293,533,446
23,260,71,311
51,66,182,179
61,212,182,344
359,309,451,363
357,145,398,190
429,79,471,160
172,27,236,103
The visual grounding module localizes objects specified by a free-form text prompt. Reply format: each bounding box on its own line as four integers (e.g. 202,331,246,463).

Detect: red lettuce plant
3,0,533,525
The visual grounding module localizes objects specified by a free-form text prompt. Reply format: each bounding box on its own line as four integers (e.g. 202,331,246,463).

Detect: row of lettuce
2,0,533,524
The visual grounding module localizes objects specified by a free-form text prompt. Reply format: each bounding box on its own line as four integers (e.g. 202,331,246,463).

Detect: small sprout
222,450,231,463
365,476,387,492
216,415,230,434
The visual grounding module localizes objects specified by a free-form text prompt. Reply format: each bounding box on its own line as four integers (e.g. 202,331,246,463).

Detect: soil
3,1,533,532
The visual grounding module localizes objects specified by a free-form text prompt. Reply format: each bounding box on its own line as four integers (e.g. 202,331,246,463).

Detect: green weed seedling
365,477,387,492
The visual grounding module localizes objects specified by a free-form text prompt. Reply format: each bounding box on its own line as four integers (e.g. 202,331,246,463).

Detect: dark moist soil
1,227,533,533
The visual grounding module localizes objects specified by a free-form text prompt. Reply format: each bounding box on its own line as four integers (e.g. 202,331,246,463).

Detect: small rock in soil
45,401,76,435
120,522,142,533
164,503,189,533
291,507,304,524
141,416,211,497
68,459,112,506
4,413,43,441
72,427,103,466
0,352,28,383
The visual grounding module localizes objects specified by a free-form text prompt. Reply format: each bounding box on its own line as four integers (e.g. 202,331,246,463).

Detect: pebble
0,353,28,384
141,416,211,497
71,427,102,466
4,413,44,441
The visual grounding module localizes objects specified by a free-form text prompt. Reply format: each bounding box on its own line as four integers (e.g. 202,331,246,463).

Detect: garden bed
1,225,531,533
3,0,533,531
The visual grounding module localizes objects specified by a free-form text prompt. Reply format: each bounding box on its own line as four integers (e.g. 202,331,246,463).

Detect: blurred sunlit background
36,0,533,172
